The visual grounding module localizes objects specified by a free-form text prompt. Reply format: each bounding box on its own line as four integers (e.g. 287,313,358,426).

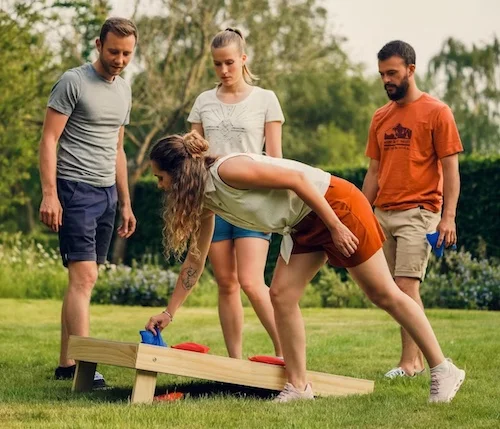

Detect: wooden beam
131,369,158,404
68,336,139,368
136,344,374,397
72,361,96,393
67,336,374,401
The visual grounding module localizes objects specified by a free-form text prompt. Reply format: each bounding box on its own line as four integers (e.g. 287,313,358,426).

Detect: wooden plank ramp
68,336,374,404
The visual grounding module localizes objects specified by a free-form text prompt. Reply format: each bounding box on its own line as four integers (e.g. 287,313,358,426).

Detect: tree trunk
25,198,37,233
111,233,128,264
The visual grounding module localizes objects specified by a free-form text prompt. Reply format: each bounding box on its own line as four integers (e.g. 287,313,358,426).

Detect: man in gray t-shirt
39,17,138,387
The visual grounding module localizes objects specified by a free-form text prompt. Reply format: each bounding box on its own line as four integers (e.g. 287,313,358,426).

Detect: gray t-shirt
48,63,132,187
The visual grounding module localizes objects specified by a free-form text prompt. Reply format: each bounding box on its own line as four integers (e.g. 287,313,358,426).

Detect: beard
385,75,409,101
99,54,123,77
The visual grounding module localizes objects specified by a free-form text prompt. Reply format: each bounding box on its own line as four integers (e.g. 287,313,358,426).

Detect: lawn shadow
76,381,277,403
155,381,277,400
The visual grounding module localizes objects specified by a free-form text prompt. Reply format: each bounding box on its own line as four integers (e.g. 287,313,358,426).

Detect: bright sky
110,0,499,76
327,0,500,74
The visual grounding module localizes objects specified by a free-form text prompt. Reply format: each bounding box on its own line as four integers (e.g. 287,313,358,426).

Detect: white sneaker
384,367,409,379
93,371,107,389
273,382,314,403
429,359,465,403
385,366,426,379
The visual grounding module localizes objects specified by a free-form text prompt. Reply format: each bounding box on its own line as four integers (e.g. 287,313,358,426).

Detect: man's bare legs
395,276,426,375
59,261,98,367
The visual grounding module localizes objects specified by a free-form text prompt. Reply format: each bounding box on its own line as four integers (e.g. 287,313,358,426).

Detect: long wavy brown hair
149,131,217,260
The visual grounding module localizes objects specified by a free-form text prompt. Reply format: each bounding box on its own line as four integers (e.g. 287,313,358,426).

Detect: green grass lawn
0,299,498,428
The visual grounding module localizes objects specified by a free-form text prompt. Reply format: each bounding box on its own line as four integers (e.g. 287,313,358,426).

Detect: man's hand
39,195,63,232
436,214,457,248
117,204,136,238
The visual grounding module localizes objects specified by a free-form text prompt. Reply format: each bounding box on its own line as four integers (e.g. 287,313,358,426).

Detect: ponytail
183,130,210,158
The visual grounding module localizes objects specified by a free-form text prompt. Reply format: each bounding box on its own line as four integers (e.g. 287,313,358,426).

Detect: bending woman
145,131,465,404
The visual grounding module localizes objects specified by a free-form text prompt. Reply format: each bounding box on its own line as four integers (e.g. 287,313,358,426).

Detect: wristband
162,309,173,322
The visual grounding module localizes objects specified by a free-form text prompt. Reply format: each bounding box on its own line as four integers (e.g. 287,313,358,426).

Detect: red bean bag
171,342,210,353
248,355,285,366
154,392,184,402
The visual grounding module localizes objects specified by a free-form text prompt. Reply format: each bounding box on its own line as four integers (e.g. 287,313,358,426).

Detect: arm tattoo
181,266,198,291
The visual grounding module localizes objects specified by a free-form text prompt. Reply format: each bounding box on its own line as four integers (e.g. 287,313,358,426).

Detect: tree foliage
125,0,353,184
51,0,111,67
1,0,499,265
0,4,53,217
429,37,500,154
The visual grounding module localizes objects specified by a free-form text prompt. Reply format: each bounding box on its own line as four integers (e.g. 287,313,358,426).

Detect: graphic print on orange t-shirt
384,124,412,145
383,123,413,151
365,94,463,212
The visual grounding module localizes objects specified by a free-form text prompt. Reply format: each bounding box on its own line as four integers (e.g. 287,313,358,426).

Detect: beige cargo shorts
374,207,441,281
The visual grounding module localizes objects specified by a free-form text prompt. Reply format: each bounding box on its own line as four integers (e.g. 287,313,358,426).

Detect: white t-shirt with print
187,86,285,156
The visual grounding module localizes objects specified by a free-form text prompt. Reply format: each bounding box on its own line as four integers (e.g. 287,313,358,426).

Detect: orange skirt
291,176,385,268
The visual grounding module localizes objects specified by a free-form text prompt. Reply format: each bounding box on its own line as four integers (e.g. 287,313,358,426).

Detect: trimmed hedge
125,177,165,265
126,156,500,271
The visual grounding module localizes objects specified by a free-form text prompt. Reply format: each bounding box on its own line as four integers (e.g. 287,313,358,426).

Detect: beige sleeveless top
203,153,331,263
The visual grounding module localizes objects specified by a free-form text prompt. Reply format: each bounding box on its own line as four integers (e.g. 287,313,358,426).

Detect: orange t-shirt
365,93,463,212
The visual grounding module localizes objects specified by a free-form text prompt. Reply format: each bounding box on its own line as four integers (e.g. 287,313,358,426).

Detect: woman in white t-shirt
187,28,284,359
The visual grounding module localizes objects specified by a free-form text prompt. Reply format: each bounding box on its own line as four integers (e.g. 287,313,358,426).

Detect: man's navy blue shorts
57,178,117,267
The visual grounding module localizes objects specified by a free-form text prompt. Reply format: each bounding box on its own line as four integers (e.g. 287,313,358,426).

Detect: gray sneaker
273,382,314,403
429,359,465,403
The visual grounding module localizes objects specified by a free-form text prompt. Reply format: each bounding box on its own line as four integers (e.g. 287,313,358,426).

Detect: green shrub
2,233,499,310
422,250,500,310
453,155,500,259
306,265,372,308
92,257,222,307
91,260,178,306
0,232,67,299
121,176,165,266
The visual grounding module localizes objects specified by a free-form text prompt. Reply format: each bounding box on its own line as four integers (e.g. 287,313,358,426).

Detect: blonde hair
149,131,216,260
211,28,258,85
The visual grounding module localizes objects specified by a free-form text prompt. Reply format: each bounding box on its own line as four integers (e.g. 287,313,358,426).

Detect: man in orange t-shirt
362,40,463,379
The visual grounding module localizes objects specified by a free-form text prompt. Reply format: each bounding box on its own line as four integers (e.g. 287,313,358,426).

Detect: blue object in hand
140,327,167,347
426,231,457,258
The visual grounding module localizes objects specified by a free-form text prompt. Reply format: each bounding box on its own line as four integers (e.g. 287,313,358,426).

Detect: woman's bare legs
348,249,445,367
270,252,327,390
210,237,283,358
269,248,462,403
209,240,243,358
235,237,282,356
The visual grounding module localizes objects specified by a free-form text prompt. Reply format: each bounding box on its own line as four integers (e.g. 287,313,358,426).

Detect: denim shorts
57,178,117,267
212,215,271,243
